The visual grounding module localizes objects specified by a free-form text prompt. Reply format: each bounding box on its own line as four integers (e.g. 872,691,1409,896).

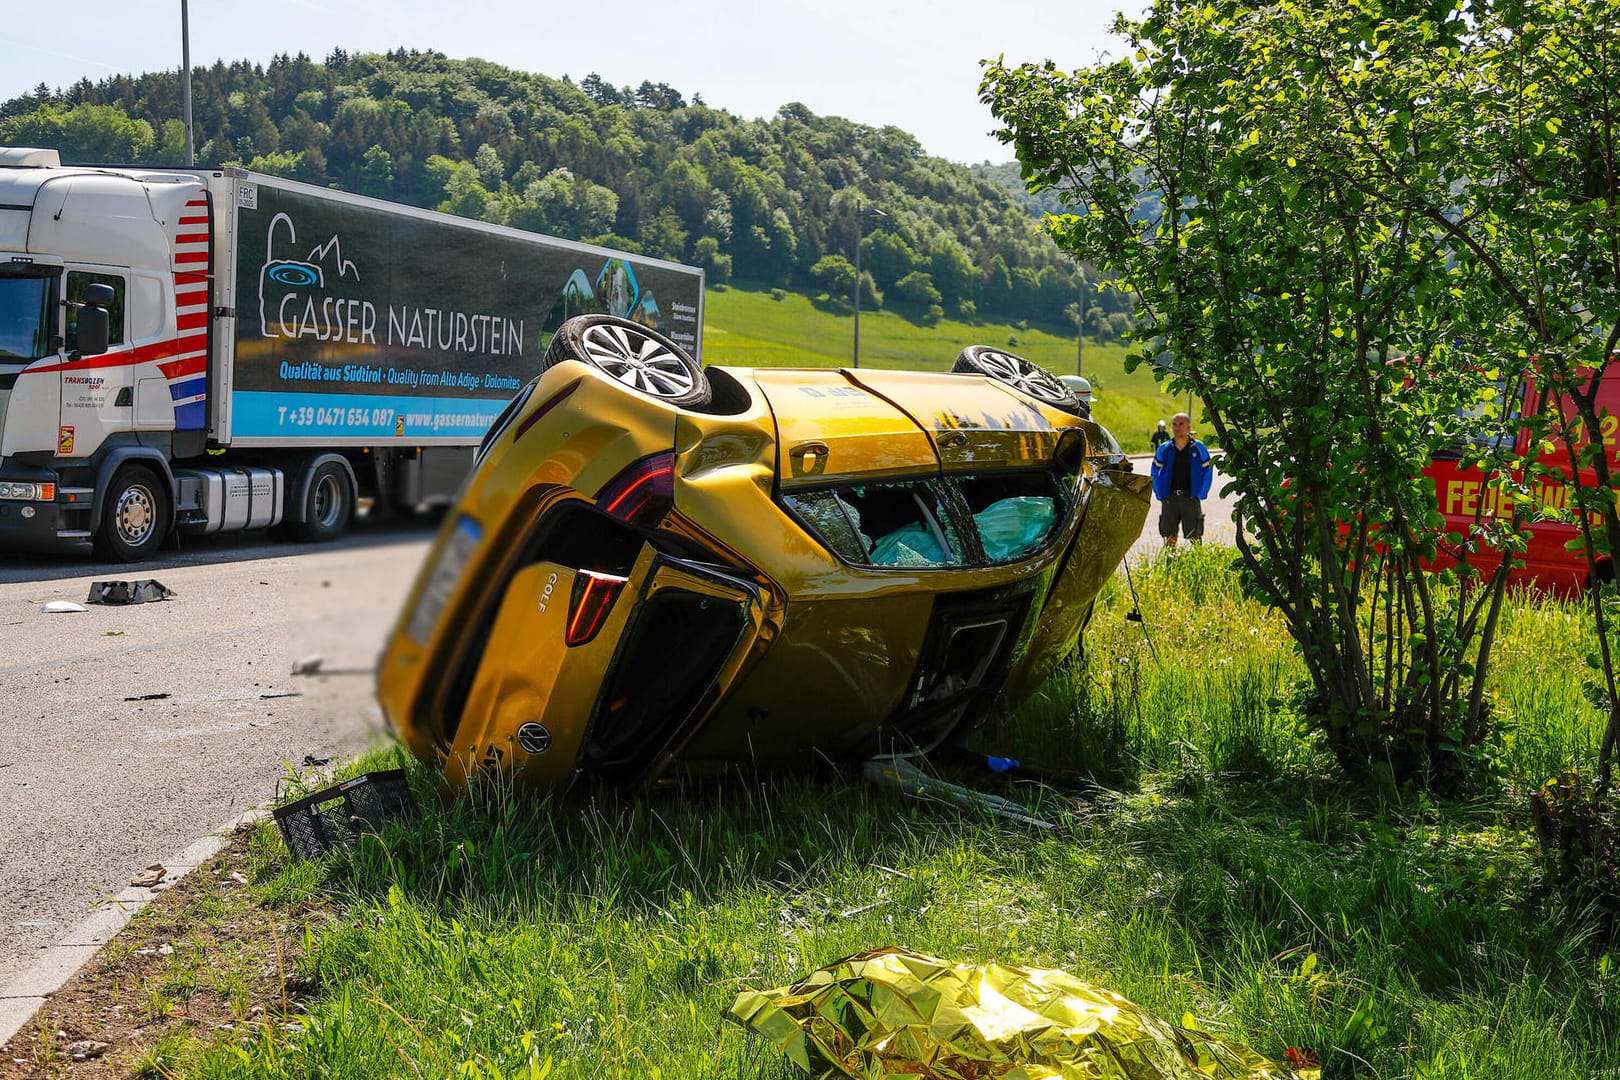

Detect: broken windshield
0,269,56,362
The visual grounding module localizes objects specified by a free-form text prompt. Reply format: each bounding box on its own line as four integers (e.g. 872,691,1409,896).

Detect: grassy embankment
22,548,1618,1078
702,284,1185,453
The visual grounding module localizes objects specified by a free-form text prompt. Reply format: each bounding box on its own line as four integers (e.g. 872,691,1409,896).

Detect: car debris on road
86,579,175,605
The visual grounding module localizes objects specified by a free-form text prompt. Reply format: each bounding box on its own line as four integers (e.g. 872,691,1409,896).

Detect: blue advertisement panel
229,180,703,441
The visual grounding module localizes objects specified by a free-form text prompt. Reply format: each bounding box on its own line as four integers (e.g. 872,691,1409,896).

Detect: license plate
406,515,482,644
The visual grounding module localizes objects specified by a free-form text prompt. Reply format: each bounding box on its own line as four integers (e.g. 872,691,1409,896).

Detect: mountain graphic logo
258,212,362,338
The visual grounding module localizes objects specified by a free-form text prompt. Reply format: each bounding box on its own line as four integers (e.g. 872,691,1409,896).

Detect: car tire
545,315,711,408
94,464,171,562
952,345,1086,416
288,459,353,542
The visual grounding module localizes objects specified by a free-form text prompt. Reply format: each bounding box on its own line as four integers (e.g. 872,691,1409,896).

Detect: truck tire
952,345,1086,416
290,459,353,542
94,464,171,563
545,315,710,408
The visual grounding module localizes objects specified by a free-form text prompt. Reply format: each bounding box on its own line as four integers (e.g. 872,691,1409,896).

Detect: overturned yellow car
378,315,1151,789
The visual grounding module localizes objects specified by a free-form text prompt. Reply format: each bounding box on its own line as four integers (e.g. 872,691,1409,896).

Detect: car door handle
789,440,829,461
937,431,968,449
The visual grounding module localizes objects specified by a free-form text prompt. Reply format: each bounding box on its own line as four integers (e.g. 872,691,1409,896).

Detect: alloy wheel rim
581,324,695,399
977,350,1069,404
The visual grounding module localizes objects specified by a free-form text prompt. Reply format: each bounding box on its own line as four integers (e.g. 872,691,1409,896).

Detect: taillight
596,452,675,525
566,570,628,646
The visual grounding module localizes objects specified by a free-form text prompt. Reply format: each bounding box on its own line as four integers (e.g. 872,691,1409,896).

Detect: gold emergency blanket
727,947,1318,1080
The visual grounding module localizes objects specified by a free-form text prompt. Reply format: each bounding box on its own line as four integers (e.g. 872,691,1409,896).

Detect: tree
358,144,394,198
860,230,916,294
983,0,1535,791
928,240,978,311
692,236,732,285
640,206,688,261
0,103,155,163
811,254,857,301
894,270,941,310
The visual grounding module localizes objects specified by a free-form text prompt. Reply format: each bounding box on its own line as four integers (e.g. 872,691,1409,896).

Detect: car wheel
545,315,711,408
952,345,1085,415
94,464,171,562
289,459,353,541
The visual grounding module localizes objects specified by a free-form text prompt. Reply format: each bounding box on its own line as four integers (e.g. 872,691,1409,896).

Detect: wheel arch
91,447,175,522
284,452,358,525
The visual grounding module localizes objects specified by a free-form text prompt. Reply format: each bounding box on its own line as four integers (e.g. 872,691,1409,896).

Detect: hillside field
700,284,1184,453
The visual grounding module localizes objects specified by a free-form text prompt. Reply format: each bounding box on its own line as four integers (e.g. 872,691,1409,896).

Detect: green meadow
701,284,1184,453
46,546,1619,1080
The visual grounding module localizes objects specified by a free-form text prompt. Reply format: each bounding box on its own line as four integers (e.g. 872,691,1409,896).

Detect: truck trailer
0,147,705,560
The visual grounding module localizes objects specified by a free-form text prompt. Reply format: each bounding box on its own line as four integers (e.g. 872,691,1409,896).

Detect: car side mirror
1053,428,1087,475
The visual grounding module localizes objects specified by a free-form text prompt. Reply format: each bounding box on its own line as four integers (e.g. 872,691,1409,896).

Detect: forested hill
0,49,1131,338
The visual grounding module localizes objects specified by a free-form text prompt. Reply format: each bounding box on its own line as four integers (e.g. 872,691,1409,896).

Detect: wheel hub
115,486,155,543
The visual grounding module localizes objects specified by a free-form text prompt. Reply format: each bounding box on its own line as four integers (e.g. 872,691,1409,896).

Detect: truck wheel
291,460,353,541
94,465,171,563
953,346,1085,415
545,315,710,407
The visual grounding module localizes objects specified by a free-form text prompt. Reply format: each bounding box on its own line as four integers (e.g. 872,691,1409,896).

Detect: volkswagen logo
515,722,552,754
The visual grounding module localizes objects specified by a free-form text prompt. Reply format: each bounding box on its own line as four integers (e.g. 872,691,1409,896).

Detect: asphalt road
0,521,436,989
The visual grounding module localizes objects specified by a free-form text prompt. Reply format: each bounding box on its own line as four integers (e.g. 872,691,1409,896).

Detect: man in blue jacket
1150,413,1212,548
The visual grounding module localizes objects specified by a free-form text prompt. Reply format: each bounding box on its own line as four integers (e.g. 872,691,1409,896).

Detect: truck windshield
0,270,56,362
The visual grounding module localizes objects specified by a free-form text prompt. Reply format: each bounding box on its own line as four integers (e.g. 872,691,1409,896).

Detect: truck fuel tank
173,467,285,533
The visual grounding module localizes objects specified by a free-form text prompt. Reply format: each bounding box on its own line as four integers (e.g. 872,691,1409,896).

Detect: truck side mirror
75,306,110,357
73,283,115,357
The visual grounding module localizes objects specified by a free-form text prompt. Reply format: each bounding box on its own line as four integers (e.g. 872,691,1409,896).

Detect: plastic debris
87,579,175,604
863,757,1056,830
728,947,1319,1080
290,654,324,676
40,600,87,613
272,770,416,859
986,755,1020,773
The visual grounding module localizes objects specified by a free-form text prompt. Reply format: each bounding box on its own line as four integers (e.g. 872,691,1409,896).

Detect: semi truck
0,147,705,560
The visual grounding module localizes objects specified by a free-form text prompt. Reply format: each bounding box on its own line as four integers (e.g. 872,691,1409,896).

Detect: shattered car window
957,471,1069,564
786,472,1073,568
786,481,969,568
781,489,868,563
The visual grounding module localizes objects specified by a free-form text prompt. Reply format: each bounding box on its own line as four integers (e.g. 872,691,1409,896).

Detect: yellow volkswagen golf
378,315,1151,789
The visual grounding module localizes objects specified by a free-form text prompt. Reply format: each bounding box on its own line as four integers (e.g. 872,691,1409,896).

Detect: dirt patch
0,825,331,1078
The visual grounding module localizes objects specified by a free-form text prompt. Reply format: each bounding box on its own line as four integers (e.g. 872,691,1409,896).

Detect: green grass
125,547,1620,1079
701,283,1184,453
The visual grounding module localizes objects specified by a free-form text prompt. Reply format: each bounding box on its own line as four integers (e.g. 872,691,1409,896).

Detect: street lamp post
852,203,886,368
180,0,194,166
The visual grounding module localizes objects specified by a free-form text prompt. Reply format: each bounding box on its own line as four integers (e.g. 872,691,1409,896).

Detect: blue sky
4,0,1131,165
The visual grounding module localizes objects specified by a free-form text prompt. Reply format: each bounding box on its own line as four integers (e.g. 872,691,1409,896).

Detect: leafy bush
1532,770,1620,942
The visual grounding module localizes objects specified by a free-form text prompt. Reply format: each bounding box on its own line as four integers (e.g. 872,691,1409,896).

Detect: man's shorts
1159,492,1204,540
